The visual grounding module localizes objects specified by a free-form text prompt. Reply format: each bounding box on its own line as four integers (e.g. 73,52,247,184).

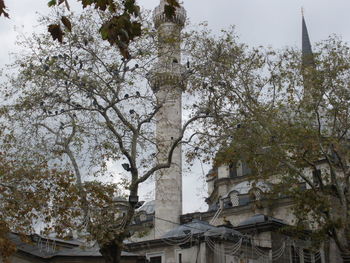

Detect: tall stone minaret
148,0,187,238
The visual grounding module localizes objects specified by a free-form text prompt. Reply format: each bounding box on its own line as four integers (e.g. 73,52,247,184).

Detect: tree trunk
100,241,123,263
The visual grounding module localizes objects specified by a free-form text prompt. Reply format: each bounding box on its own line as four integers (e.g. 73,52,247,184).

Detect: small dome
237,214,286,226
162,220,216,238
224,181,270,197
137,200,155,214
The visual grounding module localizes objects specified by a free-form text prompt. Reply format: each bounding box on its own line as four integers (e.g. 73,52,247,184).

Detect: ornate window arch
249,187,262,201
229,191,239,207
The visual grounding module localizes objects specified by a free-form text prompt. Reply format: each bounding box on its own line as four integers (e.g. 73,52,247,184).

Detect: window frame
146,251,165,263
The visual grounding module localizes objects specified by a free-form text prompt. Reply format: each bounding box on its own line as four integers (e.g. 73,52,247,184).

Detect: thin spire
301,10,316,100
302,9,314,66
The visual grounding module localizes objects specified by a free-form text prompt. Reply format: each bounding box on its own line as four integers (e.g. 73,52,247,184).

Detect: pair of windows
229,161,252,178
227,189,262,207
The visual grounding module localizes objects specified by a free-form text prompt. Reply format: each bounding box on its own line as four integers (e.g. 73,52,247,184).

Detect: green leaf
124,0,135,13
61,16,72,32
131,22,141,38
100,27,108,40
99,13,141,59
133,5,140,17
95,0,108,11
108,2,116,13
47,0,57,7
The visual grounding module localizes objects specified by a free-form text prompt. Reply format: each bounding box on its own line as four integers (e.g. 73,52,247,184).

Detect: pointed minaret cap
301,9,316,100
153,0,186,29
302,8,314,66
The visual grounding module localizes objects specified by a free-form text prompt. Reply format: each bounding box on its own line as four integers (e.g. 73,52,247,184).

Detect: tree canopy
1,6,208,263
188,31,350,259
0,0,180,59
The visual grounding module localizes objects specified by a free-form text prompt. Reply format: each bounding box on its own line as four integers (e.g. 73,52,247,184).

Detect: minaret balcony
147,62,187,92
153,2,186,29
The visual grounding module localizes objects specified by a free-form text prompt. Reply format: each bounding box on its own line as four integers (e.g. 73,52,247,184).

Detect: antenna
301,7,304,17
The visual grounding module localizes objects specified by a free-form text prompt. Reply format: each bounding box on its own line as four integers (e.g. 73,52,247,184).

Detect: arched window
242,162,252,176
249,188,262,201
229,191,239,207
229,163,237,177
236,161,243,177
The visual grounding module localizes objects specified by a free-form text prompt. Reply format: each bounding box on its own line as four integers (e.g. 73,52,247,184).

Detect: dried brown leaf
48,24,64,43
61,16,72,32
0,0,9,18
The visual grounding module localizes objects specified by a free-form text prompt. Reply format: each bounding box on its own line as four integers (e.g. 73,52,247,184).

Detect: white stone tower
149,0,187,238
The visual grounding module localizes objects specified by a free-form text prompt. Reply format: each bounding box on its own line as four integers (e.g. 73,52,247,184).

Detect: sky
1,0,350,214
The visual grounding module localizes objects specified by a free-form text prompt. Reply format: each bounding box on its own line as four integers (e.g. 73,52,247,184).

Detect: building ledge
181,197,294,224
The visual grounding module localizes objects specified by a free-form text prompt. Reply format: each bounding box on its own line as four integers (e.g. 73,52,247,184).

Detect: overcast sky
1,0,350,213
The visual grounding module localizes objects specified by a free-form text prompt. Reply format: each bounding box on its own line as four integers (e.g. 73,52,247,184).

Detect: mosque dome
137,200,155,214
223,181,271,197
